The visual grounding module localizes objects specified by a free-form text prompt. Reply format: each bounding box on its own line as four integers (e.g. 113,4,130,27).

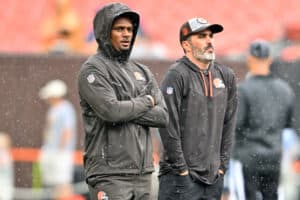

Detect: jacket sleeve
78,66,153,123
133,72,169,128
285,88,296,129
159,69,188,174
220,70,238,173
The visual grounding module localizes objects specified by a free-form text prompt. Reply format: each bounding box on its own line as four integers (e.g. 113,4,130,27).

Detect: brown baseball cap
179,18,223,42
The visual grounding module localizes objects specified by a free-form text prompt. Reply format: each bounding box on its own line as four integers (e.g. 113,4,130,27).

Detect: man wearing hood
77,3,168,200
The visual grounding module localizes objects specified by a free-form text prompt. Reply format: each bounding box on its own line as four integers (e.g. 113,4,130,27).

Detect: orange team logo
98,191,109,200
213,78,225,88
182,27,189,36
134,71,146,81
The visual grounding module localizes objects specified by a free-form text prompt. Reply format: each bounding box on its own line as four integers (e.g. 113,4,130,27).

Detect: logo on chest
213,78,225,88
87,74,95,83
166,87,174,95
134,71,146,81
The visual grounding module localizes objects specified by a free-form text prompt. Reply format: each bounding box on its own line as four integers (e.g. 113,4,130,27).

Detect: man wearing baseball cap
233,40,295,200
158,18,237,200
39,79,77,199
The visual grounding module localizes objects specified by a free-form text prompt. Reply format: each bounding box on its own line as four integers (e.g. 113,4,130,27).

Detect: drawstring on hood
93,3,140,62
208,71,213,97
199,71,208,96
199,70,214,97
182,56,214,97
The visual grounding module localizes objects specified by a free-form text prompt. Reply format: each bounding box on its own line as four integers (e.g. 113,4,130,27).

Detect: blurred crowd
37,0,300,63
39,0,167,59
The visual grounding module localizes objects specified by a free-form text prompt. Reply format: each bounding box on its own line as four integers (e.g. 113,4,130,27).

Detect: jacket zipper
120,67,135,92
121,65,145,173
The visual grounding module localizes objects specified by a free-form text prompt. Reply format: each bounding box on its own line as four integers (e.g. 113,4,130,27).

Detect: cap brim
207,24,223,33
194,24,223,34
180,21,224,42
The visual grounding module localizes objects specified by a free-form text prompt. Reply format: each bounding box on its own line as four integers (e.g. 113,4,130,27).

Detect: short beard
193,48,215,63
189,42,215,63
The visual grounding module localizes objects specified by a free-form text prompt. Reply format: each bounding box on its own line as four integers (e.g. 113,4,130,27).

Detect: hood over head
93,3,140,62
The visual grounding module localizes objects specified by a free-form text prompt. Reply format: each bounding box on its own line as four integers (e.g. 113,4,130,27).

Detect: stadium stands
0,0,299,58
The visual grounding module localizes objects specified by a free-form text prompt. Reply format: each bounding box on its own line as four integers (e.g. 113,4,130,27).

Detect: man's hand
179,170,189,176
218,169,224,175
146,95,155,107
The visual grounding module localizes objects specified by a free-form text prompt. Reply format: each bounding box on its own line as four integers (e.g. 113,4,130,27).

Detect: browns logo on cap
179,17,223,42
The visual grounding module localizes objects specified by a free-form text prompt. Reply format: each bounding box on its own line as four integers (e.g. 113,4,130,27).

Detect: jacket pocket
143,128,154,169
106,125,140,169
83,112,97,133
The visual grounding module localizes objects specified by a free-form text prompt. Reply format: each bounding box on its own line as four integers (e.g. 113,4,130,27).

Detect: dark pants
158,172,224,200
243,167,279,200
88,174,152,200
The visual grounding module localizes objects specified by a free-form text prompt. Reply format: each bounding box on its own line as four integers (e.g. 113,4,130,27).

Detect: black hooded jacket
77,3,168,186
159,56,237,184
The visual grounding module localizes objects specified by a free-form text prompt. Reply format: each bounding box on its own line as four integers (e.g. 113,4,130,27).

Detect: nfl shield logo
87,74,95,83
166,87,174,95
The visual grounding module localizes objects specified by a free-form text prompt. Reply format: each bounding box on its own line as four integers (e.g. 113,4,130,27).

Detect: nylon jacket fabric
159,56,237,184
78,3,168,187
233,75,295,172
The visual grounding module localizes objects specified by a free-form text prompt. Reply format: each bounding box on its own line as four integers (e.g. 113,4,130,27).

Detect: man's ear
181,40,190,53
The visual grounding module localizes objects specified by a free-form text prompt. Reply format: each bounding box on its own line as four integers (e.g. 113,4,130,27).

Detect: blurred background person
233,40,296,200
280,128,300,200
271,21,300,199
0,132,14,200
40,0,85,54
222,159,245,200
150,129,163,200
39,79,77,199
